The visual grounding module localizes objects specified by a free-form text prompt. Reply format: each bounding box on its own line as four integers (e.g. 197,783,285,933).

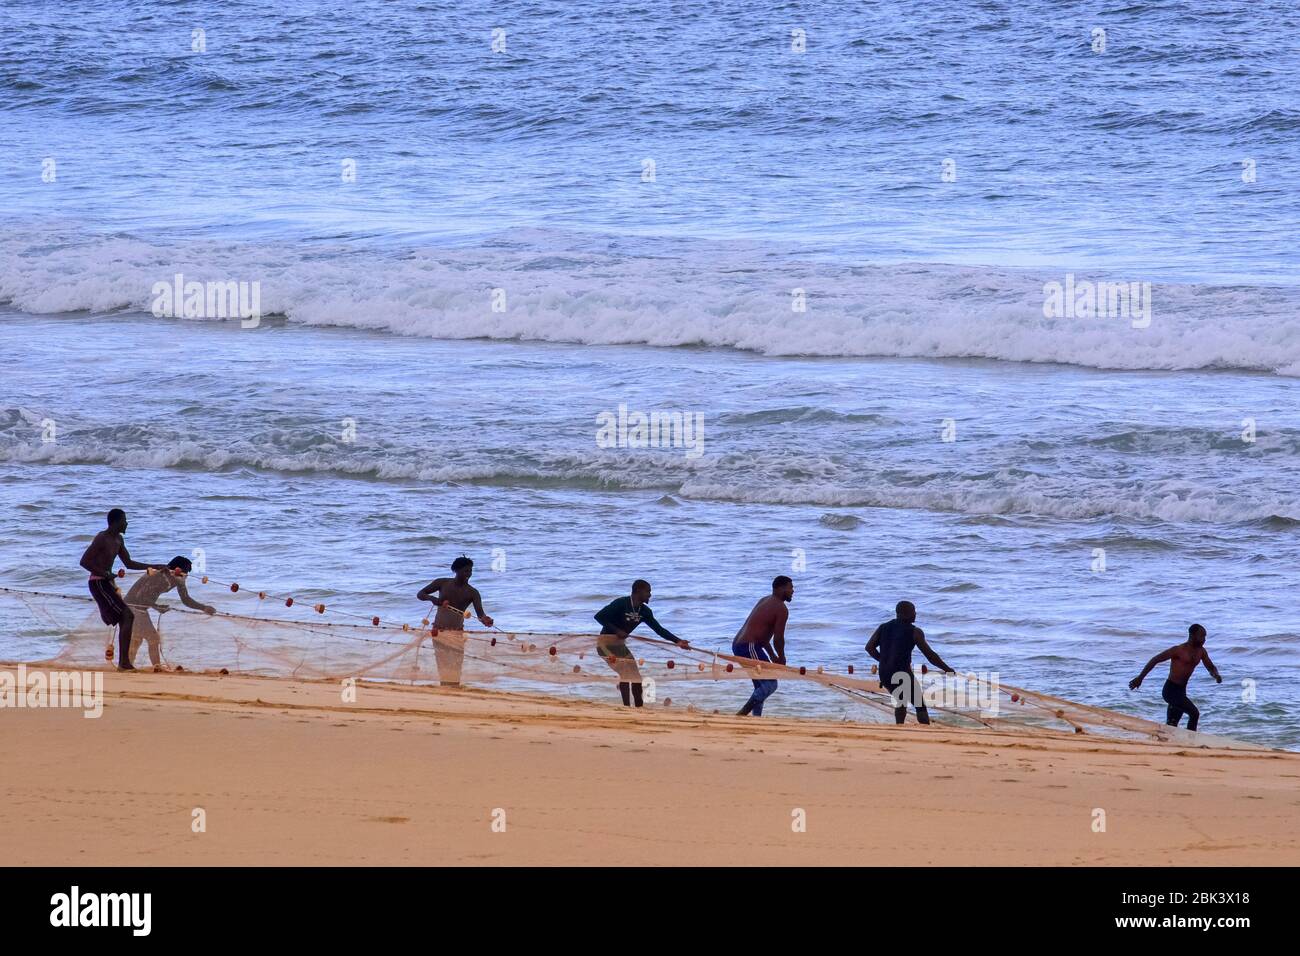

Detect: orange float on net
117,569,125,578
799,666,806,675
725,663,734,672
870,664,878,674
490,637,496,646
315,603,326,614
847,664,855,674
372,616,380,626
572,665,581,674
230,582,239,592
1010,693,1020,703
258,591,266,600
402,624,410,632
285,597,294,607
667,660,675,669
921,664,928,674
201,576,209,584
549,646,557,656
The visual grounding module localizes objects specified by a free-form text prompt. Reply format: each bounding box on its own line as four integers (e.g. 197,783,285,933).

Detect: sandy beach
1,665,1297,866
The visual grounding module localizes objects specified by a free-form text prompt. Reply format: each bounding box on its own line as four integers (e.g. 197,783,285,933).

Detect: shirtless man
79,509,162,670
416,556,494,687
1129,624,1222,732
732,576,793,716
121,556,215,671
593,579,690,707
866,600,955,725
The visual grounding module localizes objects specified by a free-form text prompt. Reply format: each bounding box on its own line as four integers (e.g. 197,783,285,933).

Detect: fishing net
0,575,1264,749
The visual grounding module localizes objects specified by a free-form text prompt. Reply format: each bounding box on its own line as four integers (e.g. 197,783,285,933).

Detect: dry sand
2,665,1298,866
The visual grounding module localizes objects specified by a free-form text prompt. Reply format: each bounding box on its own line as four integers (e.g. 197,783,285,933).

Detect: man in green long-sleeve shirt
594,579,690,707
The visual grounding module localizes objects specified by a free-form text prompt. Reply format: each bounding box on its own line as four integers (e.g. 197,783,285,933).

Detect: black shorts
89,577,127,626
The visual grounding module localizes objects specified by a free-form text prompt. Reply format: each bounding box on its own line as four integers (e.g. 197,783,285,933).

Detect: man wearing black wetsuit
594,579,689,707
866,600,955,724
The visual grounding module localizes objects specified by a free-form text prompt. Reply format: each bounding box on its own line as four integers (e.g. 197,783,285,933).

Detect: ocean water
1,1,1298,746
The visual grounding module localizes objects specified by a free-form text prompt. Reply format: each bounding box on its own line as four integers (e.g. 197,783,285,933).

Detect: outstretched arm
471,587,493,628
117,542,159,572
915,628,954,673
1129,647,1175,689
642,606,688,648
1201,649,1222,683
175,579,215,615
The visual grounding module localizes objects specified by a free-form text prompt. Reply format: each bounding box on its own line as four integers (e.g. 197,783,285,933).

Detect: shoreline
2,665,1297,866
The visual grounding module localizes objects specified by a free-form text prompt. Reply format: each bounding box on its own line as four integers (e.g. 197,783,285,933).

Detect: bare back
734,595,787,644
80,530,123,577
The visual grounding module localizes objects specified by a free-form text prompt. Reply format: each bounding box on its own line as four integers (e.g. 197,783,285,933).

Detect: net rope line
0,580,1202,742
0,579,1181,736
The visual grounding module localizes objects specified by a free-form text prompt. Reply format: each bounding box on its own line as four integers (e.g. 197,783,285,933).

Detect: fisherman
417,556,494,687
732,576,793,716
866,600,955,724
79,509,163,671
594,579,690,707
1128,624,1221,732
120,556,216,671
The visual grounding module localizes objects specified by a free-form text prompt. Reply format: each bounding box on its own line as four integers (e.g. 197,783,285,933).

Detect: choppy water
1,0,1297,746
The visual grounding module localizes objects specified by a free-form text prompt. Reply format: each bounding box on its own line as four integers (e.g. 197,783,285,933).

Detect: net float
725,663,734,672
1010,693,1020,703
258,591,266,600
285,597,294,607
490,637,496,646
201,576,209,584
572,665,581,674
667,660,675,669
315,603,326,614
372,616,380,626
230,582,239,592
799,666,806,675
549,646,557,656
847,664,855,674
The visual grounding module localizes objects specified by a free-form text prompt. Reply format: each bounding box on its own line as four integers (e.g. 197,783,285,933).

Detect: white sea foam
3,229,1299,374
